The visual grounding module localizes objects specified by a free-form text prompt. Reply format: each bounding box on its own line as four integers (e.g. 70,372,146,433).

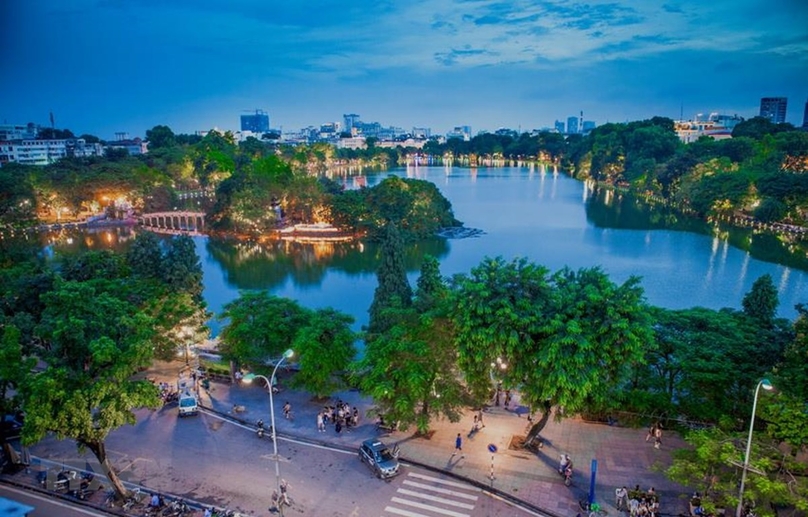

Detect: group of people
315,400,360,434
615,485,660,517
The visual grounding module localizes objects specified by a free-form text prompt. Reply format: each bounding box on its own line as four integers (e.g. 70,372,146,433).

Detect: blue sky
2,0,807,139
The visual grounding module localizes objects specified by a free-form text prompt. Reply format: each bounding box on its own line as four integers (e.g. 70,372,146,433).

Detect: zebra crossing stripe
402,480,479,501
384,506,434,517
406,472,482,491
396,488,475,510
390,497,472,517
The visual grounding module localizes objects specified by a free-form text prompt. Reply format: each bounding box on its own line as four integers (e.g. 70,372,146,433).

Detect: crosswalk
383,472,480,517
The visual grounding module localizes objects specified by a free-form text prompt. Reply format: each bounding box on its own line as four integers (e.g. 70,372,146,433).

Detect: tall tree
367,222,412,335
162,234,203,301
742,274,779,328
22,280,160,500
126,231,164,279
450,258,651,416
145,125,177,149
290,308,356,398
218,293,309,369
355,257,465,433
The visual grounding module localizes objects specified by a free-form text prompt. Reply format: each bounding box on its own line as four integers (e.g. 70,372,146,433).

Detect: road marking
406,472,482,491
396,489,475,510
384,506,436,517
390,497,471,517
402,480,479,501
384,506,434,517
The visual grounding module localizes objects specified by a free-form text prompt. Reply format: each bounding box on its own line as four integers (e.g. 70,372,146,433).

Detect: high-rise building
759,97,787,124
343,114,360,133
554,120,565,133
240,110,270,133
566,116,579,135
802,99,808,129
582,121,596,133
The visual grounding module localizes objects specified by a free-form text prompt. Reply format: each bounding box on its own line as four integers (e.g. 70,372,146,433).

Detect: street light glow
243,348,294,516
736,378,774,517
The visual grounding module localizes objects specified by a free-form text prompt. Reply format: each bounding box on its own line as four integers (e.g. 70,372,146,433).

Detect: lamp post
243,348,294,516
736,378,773,517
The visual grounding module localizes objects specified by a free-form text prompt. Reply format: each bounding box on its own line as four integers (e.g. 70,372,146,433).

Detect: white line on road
402,480,479,501
396,489,475,510
390,497,471,517
384,506,434,517
406,472,482,492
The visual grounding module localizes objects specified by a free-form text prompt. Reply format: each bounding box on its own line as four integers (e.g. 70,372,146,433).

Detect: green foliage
666,427,807,516
162,235,203,301
126,231,164,279
145,125,177,149
742,274,779,327
290,308,357,398
368,222,413,335
60,250,127,282
218,292,309,367
0,325,37,420
450,257,652,414
355,258,465,433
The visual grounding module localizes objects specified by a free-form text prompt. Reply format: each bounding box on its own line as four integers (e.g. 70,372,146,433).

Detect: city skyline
2,0,807,139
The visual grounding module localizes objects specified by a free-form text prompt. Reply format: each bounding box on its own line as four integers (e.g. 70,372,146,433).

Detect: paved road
24,406,525,517
0,483,110,517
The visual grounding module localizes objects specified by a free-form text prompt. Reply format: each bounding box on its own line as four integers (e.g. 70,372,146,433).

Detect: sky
2,0,807,139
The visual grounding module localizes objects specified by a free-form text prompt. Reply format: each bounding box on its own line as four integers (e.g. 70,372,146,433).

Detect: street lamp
243,348,294,515
736,378,773,517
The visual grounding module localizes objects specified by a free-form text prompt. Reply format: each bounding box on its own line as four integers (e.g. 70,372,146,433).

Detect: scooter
560,465,573,486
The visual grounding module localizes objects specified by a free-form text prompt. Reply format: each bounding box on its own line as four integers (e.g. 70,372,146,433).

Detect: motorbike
256,420,265,438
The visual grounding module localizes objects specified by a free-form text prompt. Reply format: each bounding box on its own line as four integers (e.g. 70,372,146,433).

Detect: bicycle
580,499,607,517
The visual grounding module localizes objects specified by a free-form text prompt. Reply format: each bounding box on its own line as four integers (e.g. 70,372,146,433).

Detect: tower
759,97,787,124
240,109,270,133
802,98,808,129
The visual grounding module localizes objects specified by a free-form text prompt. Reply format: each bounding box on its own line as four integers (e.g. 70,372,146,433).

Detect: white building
106,137,148,156
0,138,104,166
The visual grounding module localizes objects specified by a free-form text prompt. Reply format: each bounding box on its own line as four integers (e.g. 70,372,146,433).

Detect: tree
666,427,808,516
218,293,309,369
355,257,466,433
145,125,177,149
162,234,203,301
0,325,36,429
450,258,652,417
22,280,160,500
367,222,412,335
126,230,164,279
290,308,357,398
742,274,779,328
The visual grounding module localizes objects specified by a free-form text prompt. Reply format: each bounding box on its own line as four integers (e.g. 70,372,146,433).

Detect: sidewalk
1,363,691,516
202,368,691,516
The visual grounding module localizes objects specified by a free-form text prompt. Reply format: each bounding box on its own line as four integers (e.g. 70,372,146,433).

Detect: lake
40,164,808,333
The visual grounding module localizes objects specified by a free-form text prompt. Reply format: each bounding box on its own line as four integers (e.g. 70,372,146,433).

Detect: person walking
653,425,663,449
316,411,325,432
646,423,657,442
452,433,464,458
283,401,292,420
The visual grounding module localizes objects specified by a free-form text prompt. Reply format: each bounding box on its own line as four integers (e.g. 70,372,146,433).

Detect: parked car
1,415,23,441
358,439,400,479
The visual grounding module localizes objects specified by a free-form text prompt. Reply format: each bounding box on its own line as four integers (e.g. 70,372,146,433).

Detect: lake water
40,164,808,334
198,164,808,332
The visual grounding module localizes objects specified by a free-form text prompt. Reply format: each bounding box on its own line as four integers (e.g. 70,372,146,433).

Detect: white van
177,378,198,417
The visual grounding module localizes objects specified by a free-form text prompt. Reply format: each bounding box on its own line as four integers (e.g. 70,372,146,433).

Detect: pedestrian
645,423,656,442
452,433,464,458
616,486,628,511
335,419,342,434
316,411,325,432
471,414,479,432
654,425,663,449
504,389,512,409
283,401,292,419
477,409,485,428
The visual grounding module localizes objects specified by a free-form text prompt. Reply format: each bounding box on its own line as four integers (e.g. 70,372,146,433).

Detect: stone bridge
139,211,206,234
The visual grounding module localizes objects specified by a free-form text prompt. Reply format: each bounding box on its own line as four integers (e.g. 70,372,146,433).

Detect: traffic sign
487,443,497,453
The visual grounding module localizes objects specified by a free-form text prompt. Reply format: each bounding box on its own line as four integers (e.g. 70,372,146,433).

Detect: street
0,483,110,517
26,406,527,516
